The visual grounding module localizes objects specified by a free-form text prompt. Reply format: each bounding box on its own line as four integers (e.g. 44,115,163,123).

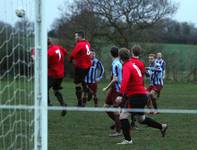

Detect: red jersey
69,40,91,69
120,60,147,97
48,45,68,78
130,57,145,77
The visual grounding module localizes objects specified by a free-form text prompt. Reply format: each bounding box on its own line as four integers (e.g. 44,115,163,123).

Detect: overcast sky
45,0,197,30
0,0,197,30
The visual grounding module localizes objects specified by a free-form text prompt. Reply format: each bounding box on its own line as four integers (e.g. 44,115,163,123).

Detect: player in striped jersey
84,50,104,107
103,47,122,137
146,54,164,114
155,52,166,79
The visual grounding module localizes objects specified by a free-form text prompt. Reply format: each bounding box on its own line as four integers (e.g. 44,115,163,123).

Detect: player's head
90,48,95,59
75,31,85,42
148,53,155,64
110,47,119,58
48,39,53,47
156,52,162,59
119,48,130,63
131,45,141,57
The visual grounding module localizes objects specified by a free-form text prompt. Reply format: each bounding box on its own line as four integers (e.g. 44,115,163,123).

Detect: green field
48,81,197,150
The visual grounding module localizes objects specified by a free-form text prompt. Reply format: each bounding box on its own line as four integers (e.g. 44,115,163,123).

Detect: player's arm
145,67,151,77
141,63,146,76
96,60,104,82
69,43,81,62
162,61,166,79
102,76,117,92
115,65,130,105
120,65,130,94
60,46,68,56
102,64,118,91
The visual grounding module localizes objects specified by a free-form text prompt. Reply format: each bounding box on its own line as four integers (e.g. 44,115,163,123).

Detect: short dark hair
75,31,85,38
132,45,141,57
119,48,130,61
110,47,119,58
48,39,53,46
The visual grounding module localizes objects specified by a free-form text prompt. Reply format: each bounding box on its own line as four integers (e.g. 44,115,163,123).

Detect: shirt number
55,49,61,61
133,64,142,77
86,44,90,55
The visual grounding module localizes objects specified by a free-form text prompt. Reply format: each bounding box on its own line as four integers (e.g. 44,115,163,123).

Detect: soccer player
130,45,145,76
103,47,122,137
129,45,146,129
155,52,166,79
84,50,104,107
69,31,91,107
48,39,68,116
116,48,168,144
146,54,163,114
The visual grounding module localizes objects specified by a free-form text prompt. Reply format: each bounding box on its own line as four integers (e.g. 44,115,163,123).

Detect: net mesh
0,0,35,149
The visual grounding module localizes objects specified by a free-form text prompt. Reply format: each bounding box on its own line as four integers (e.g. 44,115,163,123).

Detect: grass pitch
48,81,197,150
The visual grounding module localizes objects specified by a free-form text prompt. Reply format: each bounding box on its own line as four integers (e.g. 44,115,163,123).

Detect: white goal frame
34,0,48,149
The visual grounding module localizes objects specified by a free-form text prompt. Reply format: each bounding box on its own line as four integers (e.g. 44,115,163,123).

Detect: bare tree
84,0,177,47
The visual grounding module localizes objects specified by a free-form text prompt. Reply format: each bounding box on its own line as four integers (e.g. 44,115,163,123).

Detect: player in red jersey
48,39,68,116
130,45,145,76
116,48,168,145
129,45,146,129
69,31,91,106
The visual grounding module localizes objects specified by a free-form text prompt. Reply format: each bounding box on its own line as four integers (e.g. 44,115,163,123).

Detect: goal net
0,0,47,149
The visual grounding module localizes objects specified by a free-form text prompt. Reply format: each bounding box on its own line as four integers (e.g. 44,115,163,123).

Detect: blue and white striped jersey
155,58,166,79
155,58,165,71
84,58,104,84
146,62,163,86
111,58,122,92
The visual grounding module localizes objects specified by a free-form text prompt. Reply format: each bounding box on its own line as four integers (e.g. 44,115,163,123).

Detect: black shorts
48,77,63,90
74,67,90,84
127,94,148,115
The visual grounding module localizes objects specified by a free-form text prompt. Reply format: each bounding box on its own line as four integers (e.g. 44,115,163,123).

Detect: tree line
47,0,197,81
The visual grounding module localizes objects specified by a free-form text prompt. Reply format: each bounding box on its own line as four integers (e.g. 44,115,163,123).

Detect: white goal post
0,0,48,149
34,0,48,150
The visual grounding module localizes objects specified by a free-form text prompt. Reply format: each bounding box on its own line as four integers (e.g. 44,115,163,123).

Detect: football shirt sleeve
69,43,81,61
120,64,130,95
96,60,104,81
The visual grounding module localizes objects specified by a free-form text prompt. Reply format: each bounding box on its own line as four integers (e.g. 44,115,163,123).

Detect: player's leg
74,68,83,106
111,111,121,136
104,88,116,122
93,96,98,107
135,94,168,137
53,78,67,116
88,83,98,107
87,84,93,102
130,113,137,129
48,77,53,106
110,92,122,136
82,82,89,106
149,90,159,113
137,115,168,137
118,111,133,144
80,68,90,106
53,78,65,105
104,89,117,132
